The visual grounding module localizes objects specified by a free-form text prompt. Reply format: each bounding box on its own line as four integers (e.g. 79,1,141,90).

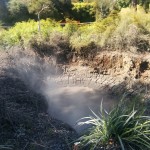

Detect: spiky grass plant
0,145,12,149
77,99,150,150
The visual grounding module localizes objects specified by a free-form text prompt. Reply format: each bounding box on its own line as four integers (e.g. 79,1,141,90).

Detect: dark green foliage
0,0,9,23
139,0,150,12
1,0,150,25
115,0,150,11
72,2,95,22
25,0,73,21
51,0,73,20
115,0,131,10
5,0,73,24
7,0,31,23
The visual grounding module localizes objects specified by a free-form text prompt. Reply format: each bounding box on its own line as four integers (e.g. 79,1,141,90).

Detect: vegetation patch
72,2,96,22
77,99,150,150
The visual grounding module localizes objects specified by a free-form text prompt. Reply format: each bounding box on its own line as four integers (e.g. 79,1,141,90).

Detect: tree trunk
132,0,137,11
37,13,41,35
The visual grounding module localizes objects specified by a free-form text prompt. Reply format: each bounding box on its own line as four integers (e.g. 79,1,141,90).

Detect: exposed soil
90,51,150,83
75,51,149,78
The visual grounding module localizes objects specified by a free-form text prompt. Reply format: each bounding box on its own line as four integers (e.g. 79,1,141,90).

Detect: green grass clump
0,145,12,149
78,99,150,150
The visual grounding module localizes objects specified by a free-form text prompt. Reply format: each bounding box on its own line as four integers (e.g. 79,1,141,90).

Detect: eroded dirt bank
90,51,150,82
69,51,150,93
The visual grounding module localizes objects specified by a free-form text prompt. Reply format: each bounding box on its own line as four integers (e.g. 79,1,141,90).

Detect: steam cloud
12,49,117,132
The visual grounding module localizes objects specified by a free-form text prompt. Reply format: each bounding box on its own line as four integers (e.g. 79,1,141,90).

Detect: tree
27,0,53,34
115,0,131,10
51,0,72,19
116,0,150,11
132,0,149,11
27,0,72,32
0,0,9,23
7,0,30,23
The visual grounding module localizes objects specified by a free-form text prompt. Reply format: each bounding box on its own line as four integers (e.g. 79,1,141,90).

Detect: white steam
11,49,118,132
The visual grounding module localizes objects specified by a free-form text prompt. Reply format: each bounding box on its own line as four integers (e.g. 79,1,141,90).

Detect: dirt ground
0,50,77,150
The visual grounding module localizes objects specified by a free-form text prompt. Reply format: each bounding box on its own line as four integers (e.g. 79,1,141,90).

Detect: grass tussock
77,98,150,150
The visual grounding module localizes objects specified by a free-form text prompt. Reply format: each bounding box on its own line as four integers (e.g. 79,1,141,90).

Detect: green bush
109,6,150,52
78,99,150,150
95,0,117,20
0,19,62,48
70,7,150,53
30,29,72,63
70,11,119,52
72,2,96,22
0,7,149,53
0,20,38,47
63,19,79,37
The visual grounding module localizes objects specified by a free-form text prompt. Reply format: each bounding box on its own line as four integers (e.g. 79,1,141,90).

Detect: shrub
63,19,79,37
70,24,94,52
47,30,72,63
95,0,116,20
40,19,63,40
70,11,119,52
72,2,96,22
0,19,62,48
78,99,150,150
0,20,38,47
109,6,150,52
70,7,150,53
0,7,149,53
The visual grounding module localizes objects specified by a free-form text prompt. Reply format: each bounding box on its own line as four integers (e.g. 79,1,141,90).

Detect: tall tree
139,0,149,12
27,0,53,33
27,0,72,29
132,0,137,10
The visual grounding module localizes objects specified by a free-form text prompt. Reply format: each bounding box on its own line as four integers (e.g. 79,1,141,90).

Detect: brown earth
91,51,150,82
69,51,150,100
72,51,150,85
